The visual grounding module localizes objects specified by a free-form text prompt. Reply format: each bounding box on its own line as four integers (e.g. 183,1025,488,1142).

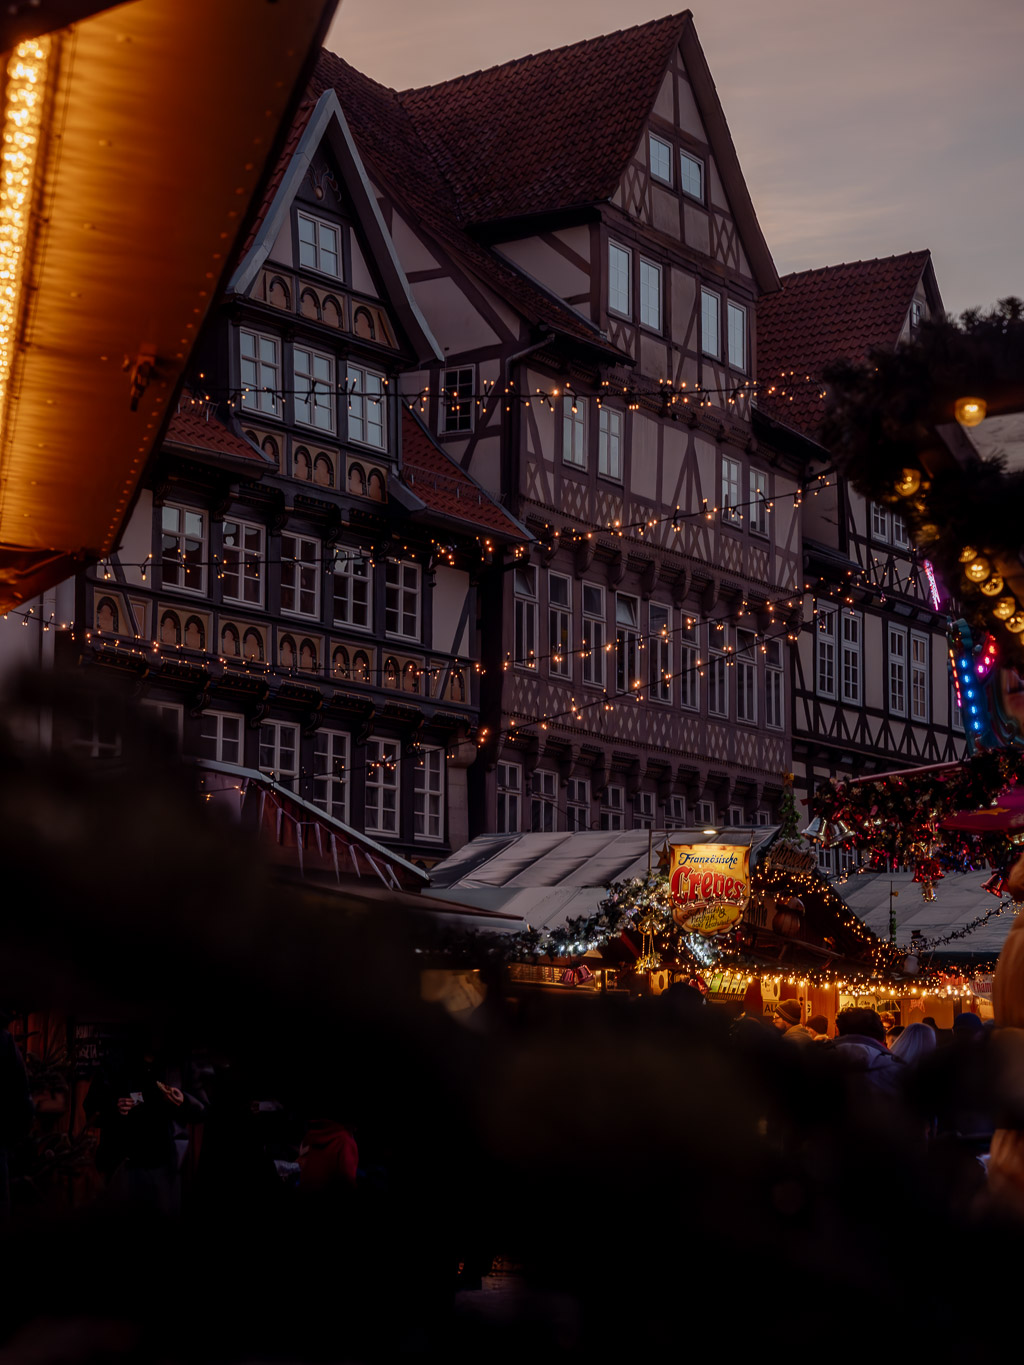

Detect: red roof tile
400,411,526,541
164,403,272,466
756,252,931,438
398,13,689,226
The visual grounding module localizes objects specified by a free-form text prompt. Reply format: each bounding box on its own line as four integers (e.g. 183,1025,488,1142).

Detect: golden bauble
959,546,979,564
993,597,1017,621
1007,614,1024,634
981,574,1005,597
964,557,991,583
895,468,921,498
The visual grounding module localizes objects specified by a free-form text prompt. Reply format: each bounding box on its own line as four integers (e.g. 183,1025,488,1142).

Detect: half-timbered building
755,253,968,867
316,13,804,835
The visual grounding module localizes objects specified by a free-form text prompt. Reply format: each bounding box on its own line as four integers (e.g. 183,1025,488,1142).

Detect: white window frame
727,806,745,828
333,552,372,630
649,133,672,185
639,259,662,332
566,778,591,832
892,513,911,550
297,211,341,278
442,366,474,434
649,602,671,703
161,504,206,594
911,631,929,722
497,761,521,833
665,795,687,829
514,563,538,670
749,468,769,537
615,593,640,694
280,533,320,619
313,729,349,823
293,345,335,433
634,791,656,830
680,150,704,201
888,624,907,717
346,365,387,450
598,406,623,481
413,746,445,842
721,455,741,525
871,502,890,542
548,573,571,679
259,720,299,792
727,301,747,372
708,625,728,718
600,784,624,831
841,611,862,705
385,560,421,641
221,519,265,607
582,582,606,688
530,769,558,833
679,618,699,711
765,638,784,730
240,329,280,417
562,394,586,468
608,241,632,318
701,288,720,358
365,738,400,837
736,628,757,724
816,604,837,699
696,799,715,827
200,710,243,766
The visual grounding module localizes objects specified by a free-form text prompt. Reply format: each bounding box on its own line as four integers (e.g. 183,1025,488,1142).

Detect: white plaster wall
432,564,470,656
117,491,153,588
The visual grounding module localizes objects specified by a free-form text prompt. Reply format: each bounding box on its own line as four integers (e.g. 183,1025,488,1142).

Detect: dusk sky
327,0,1023,317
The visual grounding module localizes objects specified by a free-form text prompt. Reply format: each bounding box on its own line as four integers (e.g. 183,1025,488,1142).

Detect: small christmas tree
778,772,800,842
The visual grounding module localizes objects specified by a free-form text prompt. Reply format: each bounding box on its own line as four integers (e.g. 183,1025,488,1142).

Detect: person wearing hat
773,998,813,1042
806,1014,830,1041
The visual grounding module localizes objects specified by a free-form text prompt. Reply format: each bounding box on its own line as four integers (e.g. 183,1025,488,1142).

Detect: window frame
441,366,475,435
721,455,742,526
679,618,700,712
296,210,341,279
708,624,729,718
600,784,624,831
259,719,300,792
548,572,572,680
841,610,862,705
514,563,538,671
816,604,837,700
566,777,591,832
346,364,387,451
727,301,747,372
608,240,632,319
910,631,930,722
161,504,207,595
497,761,522,833
413,746,445,842
562,394,587,468
280,533,321,619
598,405,623,482
221,518,265,608
764,638,784,730
530,769,558,833
333,551,373,631
639,258,662,333
615,593,640,695
293,344,336,433
870,501,890,542
239,328,281,418
385,559,421,642
888,623,908,717
649,132,673,185
365,737,400,838
680,149,704,201
634,790,656,830
313,729,350,824
582,582,606,688
649,602,671,704
749,467,769,537
735,628,757,724
199,710,243,766
701,287,721,359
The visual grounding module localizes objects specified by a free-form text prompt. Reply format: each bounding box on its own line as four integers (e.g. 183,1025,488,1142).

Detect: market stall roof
423,827,779,933
839,867,1018,958
0,0,336,609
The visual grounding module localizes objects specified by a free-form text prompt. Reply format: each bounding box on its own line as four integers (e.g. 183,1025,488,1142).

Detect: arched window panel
332,645,350,679
221,623,241,657
184,616,206,650
160,611,181,646
279,634,296,668
267,275,291,310
447,667,467,703
261,435,280,468
313,453,334,487
402,661,419,693
96,596,119,634
293,446,312,481
352,651,370,683
299,639,318,672
322,295,342,329
300,288,321,321
367,469,386,502
383,657,400,689
243,628,264,661
352,305,375,341
347,462,366,496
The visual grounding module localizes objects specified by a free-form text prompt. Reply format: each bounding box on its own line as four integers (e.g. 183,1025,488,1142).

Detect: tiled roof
398,13,690,225
755,252,931,438
164,402,272,466
400,411,526,542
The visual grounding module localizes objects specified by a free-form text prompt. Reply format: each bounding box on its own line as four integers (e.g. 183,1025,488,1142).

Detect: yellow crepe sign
669,844,751,936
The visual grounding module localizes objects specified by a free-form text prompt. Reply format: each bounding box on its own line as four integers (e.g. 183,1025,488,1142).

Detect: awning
840,867,1019,957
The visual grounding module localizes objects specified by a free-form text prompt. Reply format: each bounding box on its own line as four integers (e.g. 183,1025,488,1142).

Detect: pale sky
325,0,1024,316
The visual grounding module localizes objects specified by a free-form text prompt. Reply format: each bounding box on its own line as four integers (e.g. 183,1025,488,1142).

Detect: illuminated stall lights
0,38,50,430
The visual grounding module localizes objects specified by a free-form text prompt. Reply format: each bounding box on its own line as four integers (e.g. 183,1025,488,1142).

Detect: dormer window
649,133,672,185
680,150,704,202
297,211,341,278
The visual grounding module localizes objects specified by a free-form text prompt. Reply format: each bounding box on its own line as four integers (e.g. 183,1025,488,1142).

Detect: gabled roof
400,411,529,542
756,251,934,438
163,402,273,469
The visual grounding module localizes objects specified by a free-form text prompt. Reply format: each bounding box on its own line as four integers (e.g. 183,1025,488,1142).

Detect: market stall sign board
669,844,751,935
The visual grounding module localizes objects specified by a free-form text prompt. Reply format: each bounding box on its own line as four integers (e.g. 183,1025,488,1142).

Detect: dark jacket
829,1033,906,1098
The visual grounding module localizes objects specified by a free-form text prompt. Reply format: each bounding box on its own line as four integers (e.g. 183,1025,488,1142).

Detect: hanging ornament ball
772,896,805,938
918,523,939,543
954,396,987,427
993,596,1018,621
964,556,991,583
981,573,1005,597
894,468,921,498
1007,614,1024,634
959,546,979,564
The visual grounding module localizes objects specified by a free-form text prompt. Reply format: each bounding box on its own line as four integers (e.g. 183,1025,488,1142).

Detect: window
708,625,728,717
765,638,784,729
909,299,922,331
749,468,768,536
562,394,586,467
598,406,623,480
755,810,772,827
297,211,340,277
736,628,756,723
566,778,591,832
639,259,662,331
615,594,640,693
240,329,280,416
649,603,671,703
259,720,299,792
842,611,862,705
281,534,320,618
313,730,349,823
385,560,420,640
199,711,242,765
442,367,474,434
582,583,606,687
333,552,372,629
680,150,704,200
365,738,400,836
608,242,631,317
497,762,521,833
871,502,889,541
635,791,656,829
727,302,747,372
701,289,720,358
549,573,571,679
162,505,206,593
892,513,911,550
649,133,672,184
911,632,929,721
294,346,335,432
665,796,686,829
414,747,445,841
726,806,745,828
721,456,741,525
346,365,386,449
530,770,557,832
679,618,699,711
514,564,537,669
600,785,624,831
696,800,715,827
888,624,907,716
817,605,837,698
221,520,264,606
141,700,183,751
